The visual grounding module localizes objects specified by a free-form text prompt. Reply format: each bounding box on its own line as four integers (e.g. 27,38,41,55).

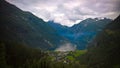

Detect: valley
48,50,87,63
0,0,120,68
48,17,112,50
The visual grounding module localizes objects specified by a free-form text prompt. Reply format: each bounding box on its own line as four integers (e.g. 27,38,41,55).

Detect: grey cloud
6,0,120,26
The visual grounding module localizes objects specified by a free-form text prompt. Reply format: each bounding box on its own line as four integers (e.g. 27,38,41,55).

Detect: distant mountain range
48,18,112,49
0,0,112,50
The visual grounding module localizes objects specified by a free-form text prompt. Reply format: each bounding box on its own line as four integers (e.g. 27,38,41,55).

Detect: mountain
0,0,68,50
48,18,112,49
80,15,120,68
70,18,112,49
48,20,71,34
47,21,74,41
71,18,112,32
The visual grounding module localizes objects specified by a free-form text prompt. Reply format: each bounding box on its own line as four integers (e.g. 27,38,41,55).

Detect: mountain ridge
48,18,112,49
0,0,69,50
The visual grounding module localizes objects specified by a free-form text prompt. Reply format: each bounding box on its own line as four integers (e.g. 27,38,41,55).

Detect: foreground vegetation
0,41,88,68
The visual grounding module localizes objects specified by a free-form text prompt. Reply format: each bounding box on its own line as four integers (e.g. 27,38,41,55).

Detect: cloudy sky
6,0,120,26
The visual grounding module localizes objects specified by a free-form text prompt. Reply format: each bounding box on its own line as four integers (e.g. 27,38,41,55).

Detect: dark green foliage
0,43,7,68
0,41,46,68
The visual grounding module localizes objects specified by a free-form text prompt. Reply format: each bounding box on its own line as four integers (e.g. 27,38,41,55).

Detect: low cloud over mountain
6,0,120,26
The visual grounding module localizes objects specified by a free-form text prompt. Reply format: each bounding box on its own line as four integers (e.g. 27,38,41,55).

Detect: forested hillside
80,15,120,68
0,0,68,50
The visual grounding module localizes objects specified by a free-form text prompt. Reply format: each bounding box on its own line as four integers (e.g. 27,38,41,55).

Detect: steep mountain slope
48,18,112,49
81,15,120,68
0,0,68,50
47,21,74,42
70,18,112,49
